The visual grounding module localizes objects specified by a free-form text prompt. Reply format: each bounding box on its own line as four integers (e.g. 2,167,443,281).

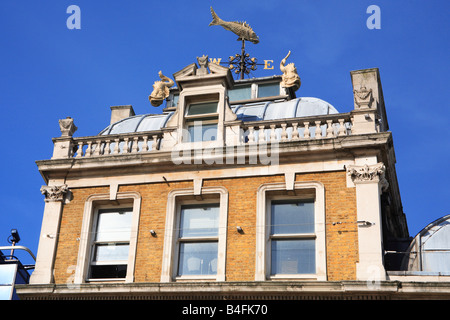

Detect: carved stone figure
209,7,259,44
280,51,301,91
197,55,209,75
149,71,175,107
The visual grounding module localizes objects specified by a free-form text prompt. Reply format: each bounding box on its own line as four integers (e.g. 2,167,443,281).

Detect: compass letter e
67,5,81,30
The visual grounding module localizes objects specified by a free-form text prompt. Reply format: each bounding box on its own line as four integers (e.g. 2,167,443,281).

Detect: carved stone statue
149,71,175,107
280,51,301,91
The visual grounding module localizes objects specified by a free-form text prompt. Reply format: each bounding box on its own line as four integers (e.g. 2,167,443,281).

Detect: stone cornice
15,280,450,300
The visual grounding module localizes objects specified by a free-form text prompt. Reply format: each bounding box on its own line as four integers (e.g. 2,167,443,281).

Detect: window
270,200,315,275
161,187,228,282
74,192,141,284
228,82,281,102
89,208,132,279
228,85,252,101
177,204,220,276
258,83,280,98
255,182,326,281
184,101,218,142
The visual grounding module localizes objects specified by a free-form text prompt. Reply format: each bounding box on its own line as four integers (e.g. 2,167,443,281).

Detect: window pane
271,200,314,234
271,239,315,274
188,123,217,142
228,85,252,101
187,102,218,116
90,265,127,279
178,242,218,276
258,83,280,98
93,243,130,262
95,209,132,242
179,204,219,237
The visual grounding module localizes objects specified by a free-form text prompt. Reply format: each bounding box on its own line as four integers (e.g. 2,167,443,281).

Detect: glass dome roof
99,97,338,135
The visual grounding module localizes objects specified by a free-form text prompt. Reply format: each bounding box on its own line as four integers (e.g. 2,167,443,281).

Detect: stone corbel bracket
347,163,389,191
40,184,69,202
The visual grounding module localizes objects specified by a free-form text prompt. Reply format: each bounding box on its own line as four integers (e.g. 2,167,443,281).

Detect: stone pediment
173,56,234,90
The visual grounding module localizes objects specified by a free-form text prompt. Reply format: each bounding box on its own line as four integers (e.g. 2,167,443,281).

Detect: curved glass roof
100,97,338,135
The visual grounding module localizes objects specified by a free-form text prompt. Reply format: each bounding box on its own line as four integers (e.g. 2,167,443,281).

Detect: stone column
29,185,68,284
347,162,389,282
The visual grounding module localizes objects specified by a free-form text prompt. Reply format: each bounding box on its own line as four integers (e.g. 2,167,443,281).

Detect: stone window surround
255,181,327,281
74,191,141,284
161,186,229,282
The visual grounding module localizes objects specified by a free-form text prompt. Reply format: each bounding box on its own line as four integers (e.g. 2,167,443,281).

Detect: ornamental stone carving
58,117,77,137
353,85,373,109
40,184,69,202
347,163,389,191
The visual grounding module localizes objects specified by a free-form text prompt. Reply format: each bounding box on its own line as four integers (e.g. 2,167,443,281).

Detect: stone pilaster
29,184,69,284
347,163,388,282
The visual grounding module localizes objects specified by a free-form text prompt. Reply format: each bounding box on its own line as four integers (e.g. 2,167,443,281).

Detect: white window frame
74,192,141,284
255,182,326,281
88,206,133,280
161,187,228,282
184,100,219,143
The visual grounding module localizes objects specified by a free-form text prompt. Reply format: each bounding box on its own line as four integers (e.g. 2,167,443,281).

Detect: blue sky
0,1,448,267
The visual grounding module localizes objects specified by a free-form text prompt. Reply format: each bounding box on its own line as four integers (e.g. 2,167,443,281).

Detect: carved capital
353,86,373,109
347,163,389,190
58,117,77,137
40,184,69,202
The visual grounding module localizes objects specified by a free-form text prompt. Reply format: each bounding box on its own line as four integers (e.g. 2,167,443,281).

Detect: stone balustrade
71,131,163,158
52,112,366,160
241,112,353,144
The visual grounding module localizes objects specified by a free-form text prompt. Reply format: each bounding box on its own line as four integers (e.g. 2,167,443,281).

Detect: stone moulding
40,184,68,202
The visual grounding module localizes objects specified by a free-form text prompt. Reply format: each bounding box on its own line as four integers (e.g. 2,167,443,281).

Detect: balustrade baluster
113,138,120,154
132,137,139,153
258,126,265,143
93,140,102,156
142,136,149,152
326,120,334,138
281,123,287,141
304,122,310,139
292,123,299,140
315,121,322,139
123,138,129,153
248,126,255,144
76,141,84,158
104,140,111,155
270,125,276,142
85,142,92,157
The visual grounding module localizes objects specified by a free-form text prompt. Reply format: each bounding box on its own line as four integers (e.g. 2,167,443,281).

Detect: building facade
16,59,450,300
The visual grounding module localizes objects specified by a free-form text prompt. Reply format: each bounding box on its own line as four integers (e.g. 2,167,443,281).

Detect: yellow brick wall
53,171,357,284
